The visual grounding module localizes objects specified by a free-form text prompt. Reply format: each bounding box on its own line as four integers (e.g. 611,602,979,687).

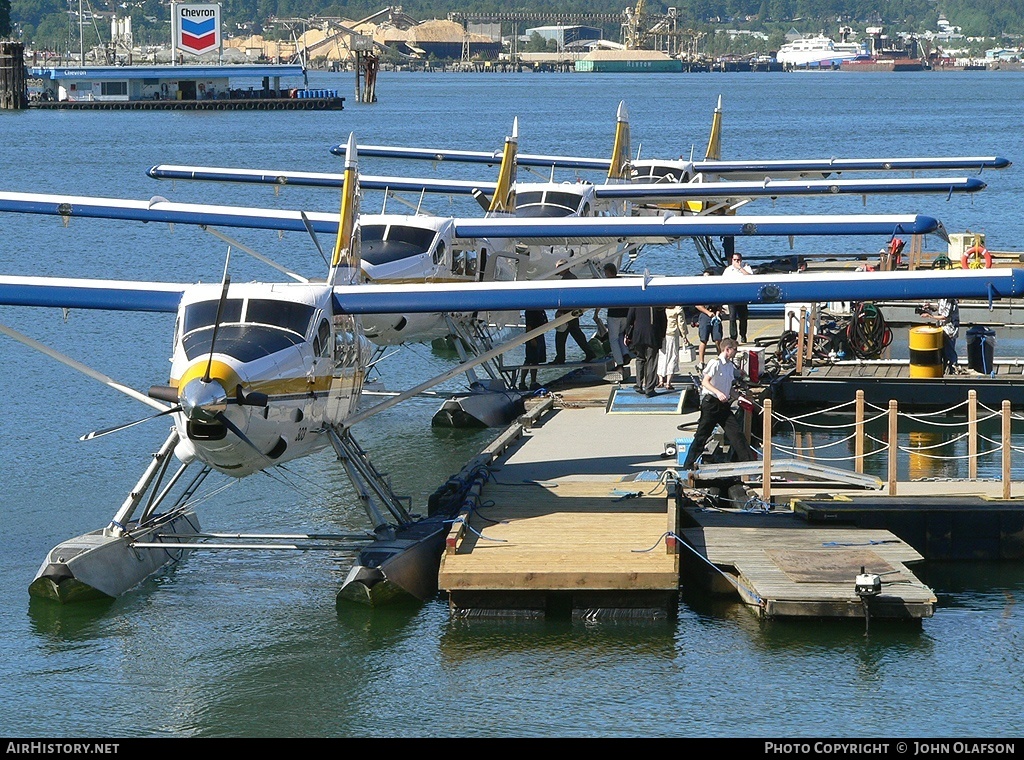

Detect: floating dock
433,302,1024,622
435,372,1024,622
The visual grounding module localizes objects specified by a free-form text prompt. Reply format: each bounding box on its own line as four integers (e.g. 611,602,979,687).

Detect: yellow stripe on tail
704,94,723,161
487,117,518,214
330,132,362,284
606,101,632,183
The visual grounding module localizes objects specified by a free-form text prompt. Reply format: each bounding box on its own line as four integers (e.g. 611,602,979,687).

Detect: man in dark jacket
553,259,597,364
625,305,668,396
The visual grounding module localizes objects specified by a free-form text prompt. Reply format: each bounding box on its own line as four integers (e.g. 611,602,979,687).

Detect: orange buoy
962,245,992,269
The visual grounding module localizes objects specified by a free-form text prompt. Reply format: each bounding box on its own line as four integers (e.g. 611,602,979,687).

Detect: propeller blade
149,384,179,403
204,249,232,383
214,411,275,467
471,188,491,211
0,320,169,413
80,406,181,442
300,211,329,267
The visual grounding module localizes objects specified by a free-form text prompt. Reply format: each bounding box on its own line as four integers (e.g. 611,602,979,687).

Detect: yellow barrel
909,326,944,378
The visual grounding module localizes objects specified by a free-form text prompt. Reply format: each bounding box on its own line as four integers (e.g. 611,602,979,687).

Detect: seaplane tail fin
704,95,723,161
329,132,362,286
606,101,632,183
684,95,725,214
487,117,518,214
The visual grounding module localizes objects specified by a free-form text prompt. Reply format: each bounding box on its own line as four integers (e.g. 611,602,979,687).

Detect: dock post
1003,401,1012,499
968,390,978,480
855,391,865,474
0,42,29,110
762,398,772,504
888,400,898,495
796,307,806,374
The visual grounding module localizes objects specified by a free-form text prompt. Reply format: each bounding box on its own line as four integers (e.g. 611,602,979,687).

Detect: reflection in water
440,610,677,666
771,412,1016,481
27,596,117,642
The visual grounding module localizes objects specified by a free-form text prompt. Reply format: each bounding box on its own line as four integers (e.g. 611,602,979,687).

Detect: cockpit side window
313,317,332,357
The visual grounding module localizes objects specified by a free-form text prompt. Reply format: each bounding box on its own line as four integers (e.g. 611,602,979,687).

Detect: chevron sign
176,3,221,55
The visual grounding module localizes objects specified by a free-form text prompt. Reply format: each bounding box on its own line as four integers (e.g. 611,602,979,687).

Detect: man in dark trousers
552,259,597,364
681,338,756,470
625,304,667,396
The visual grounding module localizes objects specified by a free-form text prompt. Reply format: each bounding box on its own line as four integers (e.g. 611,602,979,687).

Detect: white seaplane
148,101,991,279
3,134,1022,608
0,106,992,434
326,97,1011,189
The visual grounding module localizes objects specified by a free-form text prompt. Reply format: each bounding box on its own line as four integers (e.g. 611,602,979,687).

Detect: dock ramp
692,459,882,489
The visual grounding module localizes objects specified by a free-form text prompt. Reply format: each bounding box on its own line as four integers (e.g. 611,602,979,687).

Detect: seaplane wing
327,143,612,172
592,177,986,202
147,164,985,202
329,141,1011,178
692,156,1012,181
330,268,1024,314
148,164,498,197
4,268,1023,318
450,213,946,247
0,190,947,244
0,275,185,312
0,190,344,234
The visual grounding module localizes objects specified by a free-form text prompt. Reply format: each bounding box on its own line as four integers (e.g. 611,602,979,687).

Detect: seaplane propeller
80,246,265,449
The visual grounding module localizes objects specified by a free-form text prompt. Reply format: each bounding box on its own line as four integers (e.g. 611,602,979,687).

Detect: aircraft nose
179,377,228,422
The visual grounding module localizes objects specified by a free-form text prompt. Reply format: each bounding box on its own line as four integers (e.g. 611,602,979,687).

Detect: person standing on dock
602,262,631,376
552,259,598,364
625,304,667,396
657,305,685,390
518,308,548,390
721,252,753,343
920,297,963,374
694,268,725,371
681,338,756,471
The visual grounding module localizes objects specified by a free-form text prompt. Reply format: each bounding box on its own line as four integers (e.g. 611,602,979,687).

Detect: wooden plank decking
435,378,946,621
679,523,936,619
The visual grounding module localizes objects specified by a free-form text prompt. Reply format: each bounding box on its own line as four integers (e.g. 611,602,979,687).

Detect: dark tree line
4,0,1023,53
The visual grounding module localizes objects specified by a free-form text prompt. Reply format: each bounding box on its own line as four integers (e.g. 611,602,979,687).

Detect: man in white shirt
721,252,753,343
680,338,756,470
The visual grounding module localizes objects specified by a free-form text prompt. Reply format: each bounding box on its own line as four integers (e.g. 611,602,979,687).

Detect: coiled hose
845,302,892,359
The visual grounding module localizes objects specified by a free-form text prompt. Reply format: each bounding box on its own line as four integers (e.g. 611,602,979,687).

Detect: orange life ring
962,245,992,269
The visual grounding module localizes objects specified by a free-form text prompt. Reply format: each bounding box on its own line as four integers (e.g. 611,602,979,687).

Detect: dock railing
756,390,1017,501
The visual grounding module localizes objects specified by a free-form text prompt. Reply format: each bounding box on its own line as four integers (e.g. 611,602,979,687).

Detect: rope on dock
643,531,765,606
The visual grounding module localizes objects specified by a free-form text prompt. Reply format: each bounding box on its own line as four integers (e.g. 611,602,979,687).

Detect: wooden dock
435,302,1024,622
436,377,960,621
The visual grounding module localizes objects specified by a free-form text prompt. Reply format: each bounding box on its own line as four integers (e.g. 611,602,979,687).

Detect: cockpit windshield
181,298,316,362
515,190,583,218
632,165,685,183
361,223,438,265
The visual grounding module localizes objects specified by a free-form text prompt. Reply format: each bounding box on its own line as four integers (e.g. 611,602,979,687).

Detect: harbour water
2,70,1024,738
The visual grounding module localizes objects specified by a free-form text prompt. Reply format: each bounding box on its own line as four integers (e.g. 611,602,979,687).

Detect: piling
0,41,29,110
